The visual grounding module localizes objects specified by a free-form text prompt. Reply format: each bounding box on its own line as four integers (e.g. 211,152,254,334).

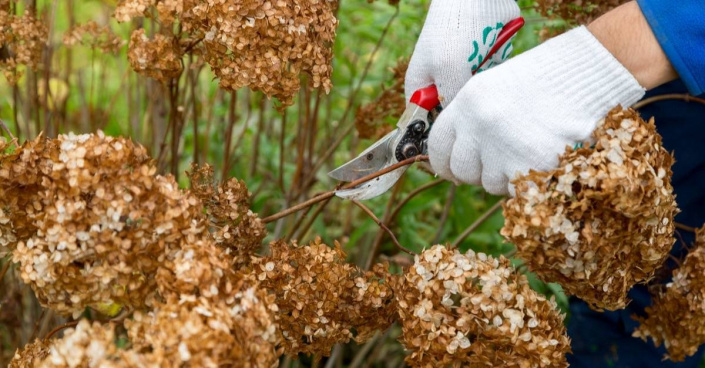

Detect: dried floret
63,21,125,54
35,320,152,368
146,215,280,366
502,107,678,310
8,339,50,368
355,58,407,140
187,163,266,267
127,29,183,82
5,132,206,316
633,226,705,361
535,0,629,25
127,292,279,367
394,245,570,368
0,9,48,84
188,0,339,107
114,0,155,23
118,0,339,107
253,238,397,357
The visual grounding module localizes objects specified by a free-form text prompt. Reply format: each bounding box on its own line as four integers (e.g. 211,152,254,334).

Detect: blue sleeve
636,0,705,96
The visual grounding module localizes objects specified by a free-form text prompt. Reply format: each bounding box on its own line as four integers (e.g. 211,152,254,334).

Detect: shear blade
334,166,407,200
327,130,397,182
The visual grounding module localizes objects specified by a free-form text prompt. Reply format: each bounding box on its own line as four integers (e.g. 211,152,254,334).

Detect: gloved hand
427,26,646,195
405,0,520,105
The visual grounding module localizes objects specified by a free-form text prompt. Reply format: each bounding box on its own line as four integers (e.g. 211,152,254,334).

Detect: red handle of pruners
472,17,525,75
409,17,524,109
410,84,440,111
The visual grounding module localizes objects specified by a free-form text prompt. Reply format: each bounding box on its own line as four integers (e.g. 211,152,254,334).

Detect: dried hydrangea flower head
633,226,705,362
134,241,281,368
63,21,125,54
253,238,397,357
535,0,629,25
117,0,339,107
187,163,266,267
355,58,408,140
394,245,570,368
8,339,50,368
5,132,206,315
127,29,183,82
0,7,47,84
502,107,678,310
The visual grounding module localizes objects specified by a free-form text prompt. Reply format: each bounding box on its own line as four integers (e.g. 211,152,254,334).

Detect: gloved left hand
405,0,520,105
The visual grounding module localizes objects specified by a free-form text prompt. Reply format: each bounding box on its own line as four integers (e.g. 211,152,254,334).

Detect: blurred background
0,0,609,366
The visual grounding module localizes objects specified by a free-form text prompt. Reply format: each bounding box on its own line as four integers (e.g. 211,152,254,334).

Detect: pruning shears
328,17,525,200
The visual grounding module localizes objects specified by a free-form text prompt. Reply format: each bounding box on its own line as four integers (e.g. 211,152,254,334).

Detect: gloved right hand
426,26,647,195
405,0,520,106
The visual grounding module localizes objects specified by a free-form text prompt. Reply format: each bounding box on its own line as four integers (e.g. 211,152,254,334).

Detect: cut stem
352,200,413,255
451,200,505,249
262,155,429,223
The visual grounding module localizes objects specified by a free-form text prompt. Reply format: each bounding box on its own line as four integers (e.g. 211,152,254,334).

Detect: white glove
427,26,646,195
405,0,520,105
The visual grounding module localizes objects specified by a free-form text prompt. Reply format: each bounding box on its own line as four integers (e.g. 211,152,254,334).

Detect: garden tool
328,17,525,200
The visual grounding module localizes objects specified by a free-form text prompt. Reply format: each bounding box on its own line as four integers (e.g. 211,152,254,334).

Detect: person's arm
634,0,705,96
587,1,678,91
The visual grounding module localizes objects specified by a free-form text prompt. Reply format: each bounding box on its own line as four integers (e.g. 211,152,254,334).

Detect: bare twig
675,222,697,234
0,258,12,282
0,118,19,147
364,179,405,270
262,155,429,223
633,93,705,110
44,310,133,341
352,200,413,255
451,200,505,248
348,332,380,368
388,179,445,224
323,345,343,368
433,184,456,244
293,197,333,241
295,6,401,199
222,91,238,180
44,320,79,341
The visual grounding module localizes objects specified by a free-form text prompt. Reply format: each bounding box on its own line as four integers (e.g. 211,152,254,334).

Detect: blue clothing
637,0,705,96
567,79,705,368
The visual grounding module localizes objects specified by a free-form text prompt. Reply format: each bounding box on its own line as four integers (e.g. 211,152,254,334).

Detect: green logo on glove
468,22,513,74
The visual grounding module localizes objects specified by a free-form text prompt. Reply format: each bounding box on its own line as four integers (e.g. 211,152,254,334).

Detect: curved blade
334,166,408,200
327,130,397,182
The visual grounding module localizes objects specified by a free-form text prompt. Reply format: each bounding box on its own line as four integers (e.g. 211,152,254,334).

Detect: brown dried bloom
128,29,183,82
8,339,50,368
0,9,48,84
633,226,705,362
394,245,570,368
253,238,397,357
502,107,677,311
142,227,281,367
127,292,280,367
114,0,155,23
187,163,266,267
355,58,408,140
188,0,339,107
118,0,339,107
63,21,125,54
4,132,206,316
535,0,628,25
35,320,153,368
